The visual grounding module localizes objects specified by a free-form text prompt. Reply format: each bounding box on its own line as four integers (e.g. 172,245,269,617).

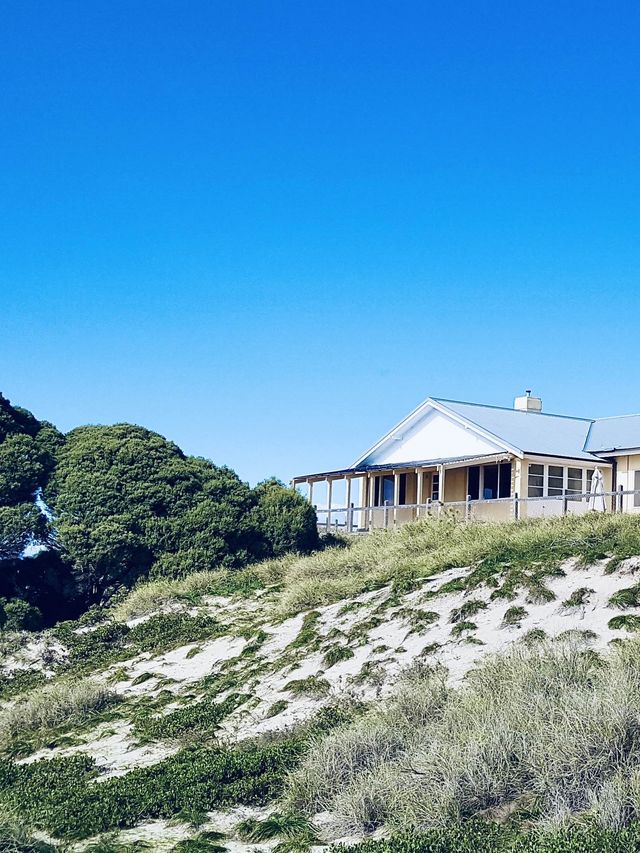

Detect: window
634,471,640,508
528,464,544,497
467,466,480,500
431,473,440,502
548,465,564,496
499,462,512,498
567,467,582,497
483,464,499,499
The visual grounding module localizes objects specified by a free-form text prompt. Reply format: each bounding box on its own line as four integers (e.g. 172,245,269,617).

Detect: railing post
383,499,390,530
513,492,519,521
619,485,624,513
347,502,353,533
465,494,471,522
562,494,568,517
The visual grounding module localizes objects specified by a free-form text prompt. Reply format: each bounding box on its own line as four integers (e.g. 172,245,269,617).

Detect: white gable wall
361,408,505,466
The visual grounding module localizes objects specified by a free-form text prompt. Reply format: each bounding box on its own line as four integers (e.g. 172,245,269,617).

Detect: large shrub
252,478,320,557
45,425,263,595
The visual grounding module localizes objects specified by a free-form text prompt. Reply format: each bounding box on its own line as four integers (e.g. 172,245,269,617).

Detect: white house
292,392,640,529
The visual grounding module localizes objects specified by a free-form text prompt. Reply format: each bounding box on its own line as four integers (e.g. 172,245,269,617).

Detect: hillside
5,515,640,851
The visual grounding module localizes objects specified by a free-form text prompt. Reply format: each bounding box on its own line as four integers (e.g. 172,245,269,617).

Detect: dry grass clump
0,678,116,749
278,513,640,615
112,557,294,621
287,637,640,835
112,514,640,622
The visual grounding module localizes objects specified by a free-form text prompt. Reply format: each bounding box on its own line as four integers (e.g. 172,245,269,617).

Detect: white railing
316,487,638,534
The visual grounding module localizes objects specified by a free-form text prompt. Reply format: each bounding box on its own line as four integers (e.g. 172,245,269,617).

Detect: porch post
368,473,375,531
393,471,400,526
416,467,423,520
439,463,446,511
345,477,352,532
361,475,368,530
326,479,333,532
308,481,314,507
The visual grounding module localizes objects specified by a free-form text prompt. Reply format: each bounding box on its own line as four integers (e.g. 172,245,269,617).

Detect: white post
326,479,333,532
439,464,446,508
368,474,375,530
308,481,314,507
416,468,423,520
345,478,352,532
393,471,400,526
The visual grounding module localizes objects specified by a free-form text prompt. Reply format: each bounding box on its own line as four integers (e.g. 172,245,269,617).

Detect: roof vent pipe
514,391,542,412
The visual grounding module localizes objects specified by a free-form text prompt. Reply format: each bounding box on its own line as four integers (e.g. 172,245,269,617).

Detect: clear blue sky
2,1,640,484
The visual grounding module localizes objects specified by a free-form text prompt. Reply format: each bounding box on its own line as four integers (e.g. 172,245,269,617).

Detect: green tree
46,424,263,594
252,478,319,557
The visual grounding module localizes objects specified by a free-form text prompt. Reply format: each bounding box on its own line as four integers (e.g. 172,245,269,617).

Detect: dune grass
287,637,640,835
0,678,117,754
113,513,640,623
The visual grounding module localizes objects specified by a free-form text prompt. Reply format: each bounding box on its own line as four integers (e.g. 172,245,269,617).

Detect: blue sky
2,1,640,484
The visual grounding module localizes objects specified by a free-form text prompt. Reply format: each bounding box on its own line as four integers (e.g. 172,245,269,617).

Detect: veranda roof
292,452,514,483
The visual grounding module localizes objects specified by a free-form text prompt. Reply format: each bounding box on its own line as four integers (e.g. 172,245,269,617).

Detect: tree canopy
0,392,319,625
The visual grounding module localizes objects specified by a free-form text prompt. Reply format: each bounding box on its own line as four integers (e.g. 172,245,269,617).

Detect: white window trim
528,464,595,498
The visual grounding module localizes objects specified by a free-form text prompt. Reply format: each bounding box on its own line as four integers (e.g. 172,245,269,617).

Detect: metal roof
434,399,596,461
293,452,512,482
586,414,640,453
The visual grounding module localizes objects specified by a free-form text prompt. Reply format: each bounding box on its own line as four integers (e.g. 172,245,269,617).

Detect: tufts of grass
323,645,355,668
289,611,322,651
522,628,547,644
450,620,477,638
172,834,227,853
284,676,331,697
0,812,59,852
609,583,640,610
275,514,640,616
563,587,595,608
288,638,640,835
503,606,528,627
449,599,487,624
608,614,640,632
236,811,319,850
266,699,289,718
0,678,117,754
525,582,556,605
112,560,294,622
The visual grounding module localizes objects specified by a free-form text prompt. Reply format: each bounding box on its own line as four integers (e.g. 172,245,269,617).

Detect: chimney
514,389,542,413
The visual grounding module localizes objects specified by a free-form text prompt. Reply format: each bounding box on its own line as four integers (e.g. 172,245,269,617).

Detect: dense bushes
0,705,356,840
0,391,320,625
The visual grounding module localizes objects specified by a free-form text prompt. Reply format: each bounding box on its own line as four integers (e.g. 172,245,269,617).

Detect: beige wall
443,467,467,502
613,454,640,513
518,457,613,518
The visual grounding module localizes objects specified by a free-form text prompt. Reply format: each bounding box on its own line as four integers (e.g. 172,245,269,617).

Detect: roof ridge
593,412,640,422
433,397,594,424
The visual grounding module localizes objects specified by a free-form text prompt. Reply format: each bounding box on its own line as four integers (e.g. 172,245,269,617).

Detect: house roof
296,396,640,482
434,399,597,461
585,414,640,453
293,452,512,483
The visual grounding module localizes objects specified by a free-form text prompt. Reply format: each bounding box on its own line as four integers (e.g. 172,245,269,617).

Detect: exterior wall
519,457,613,519
443,467,467,502
613,454,640,513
